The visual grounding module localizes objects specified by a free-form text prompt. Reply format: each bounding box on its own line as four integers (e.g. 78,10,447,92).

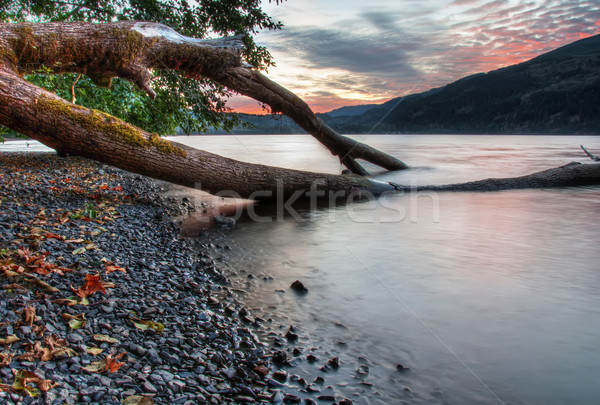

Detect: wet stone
290,280,308,294
272,370,287,383
284,393,302,403
143,381,158,393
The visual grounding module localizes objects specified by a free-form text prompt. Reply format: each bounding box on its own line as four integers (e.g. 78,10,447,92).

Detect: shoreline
0,153,328,404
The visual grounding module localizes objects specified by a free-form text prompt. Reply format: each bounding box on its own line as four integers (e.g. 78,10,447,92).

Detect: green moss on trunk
37,95,187,157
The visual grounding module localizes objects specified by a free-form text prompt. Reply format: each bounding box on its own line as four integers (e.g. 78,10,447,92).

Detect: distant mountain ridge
325,34,600,134
224,34,600,135
325,104,378,117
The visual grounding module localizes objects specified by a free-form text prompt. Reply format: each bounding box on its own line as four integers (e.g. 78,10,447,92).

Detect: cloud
449,0,480,6
361,11,400,31
235,0,600,113
266,25,423,79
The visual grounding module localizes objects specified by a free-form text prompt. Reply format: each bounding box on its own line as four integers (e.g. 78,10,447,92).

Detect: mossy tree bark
0,21,598,199
0,21,405,198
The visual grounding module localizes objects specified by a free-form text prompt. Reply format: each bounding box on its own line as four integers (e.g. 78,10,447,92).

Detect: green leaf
72,247,86,255
68,318,85,330
62,313,86,330
132,319,164,334
5,0,283,137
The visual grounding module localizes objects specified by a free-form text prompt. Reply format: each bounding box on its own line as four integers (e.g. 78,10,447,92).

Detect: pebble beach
0,152,342,405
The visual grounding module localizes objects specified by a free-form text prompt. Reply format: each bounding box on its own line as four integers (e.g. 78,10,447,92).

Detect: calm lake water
170,134,600,405
5,135,600,404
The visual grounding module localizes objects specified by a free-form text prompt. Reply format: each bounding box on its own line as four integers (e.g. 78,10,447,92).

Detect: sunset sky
228,0,600,114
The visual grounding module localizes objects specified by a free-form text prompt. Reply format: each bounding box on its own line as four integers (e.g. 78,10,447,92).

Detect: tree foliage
0,0,284,138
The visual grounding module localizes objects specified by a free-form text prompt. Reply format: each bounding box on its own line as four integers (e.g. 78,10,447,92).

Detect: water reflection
8,136,599,403
180,135,600,404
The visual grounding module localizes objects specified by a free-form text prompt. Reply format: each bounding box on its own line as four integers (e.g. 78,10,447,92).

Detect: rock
233,396,256,403
272,351,289,365
253,365,269,377
327,357,340,368
214,215,236,227
284,394,302,403
285,329,299,342
290,280,308,294
143,381,158,393
0,154,321,405
222,367,236,379
356,365,369,375
272,370,287,383
270,390,285,403
267,378,284,387
128,343,147,357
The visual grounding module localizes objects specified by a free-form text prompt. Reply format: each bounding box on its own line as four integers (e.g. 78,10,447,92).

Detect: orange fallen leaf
2,283,28,292
12,369,58,395
0,348,14,366
25,276,59,293
23,306,36,327
45,335,67,350
52,298,79,307
105,264,126,274
0,335,19,345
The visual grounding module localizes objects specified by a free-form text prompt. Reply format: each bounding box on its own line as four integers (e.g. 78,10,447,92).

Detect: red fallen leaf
44,233,64,240
107,352,126,372
111,186,123,192
82,352,126,373
32,266,51,276
99,184,109,190
71,274,108,298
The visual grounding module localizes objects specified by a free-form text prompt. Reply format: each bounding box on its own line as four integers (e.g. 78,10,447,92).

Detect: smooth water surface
170,134,600,405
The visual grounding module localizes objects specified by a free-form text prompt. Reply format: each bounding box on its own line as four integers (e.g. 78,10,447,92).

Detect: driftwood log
0,21,598,199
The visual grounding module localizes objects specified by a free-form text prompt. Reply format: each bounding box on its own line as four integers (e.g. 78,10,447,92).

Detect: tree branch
0,21,408,175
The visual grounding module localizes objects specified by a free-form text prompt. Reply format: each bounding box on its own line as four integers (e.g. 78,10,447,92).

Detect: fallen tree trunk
0,21,598,200
0,21,406,175
0,72,397,198
390,162,600,192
